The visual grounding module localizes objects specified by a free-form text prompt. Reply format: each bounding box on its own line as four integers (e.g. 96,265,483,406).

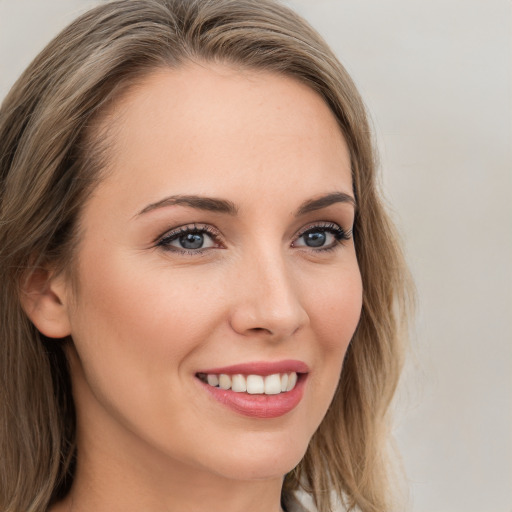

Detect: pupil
180,233,204,249
305,231,326,247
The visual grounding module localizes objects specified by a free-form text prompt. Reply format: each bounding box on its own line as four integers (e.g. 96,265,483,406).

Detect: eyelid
153,220,352,255
295,221,351,238
155,223,224,251
292,221,352,249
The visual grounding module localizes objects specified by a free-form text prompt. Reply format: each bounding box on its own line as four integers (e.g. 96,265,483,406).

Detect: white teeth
203,372,299,394
246,375,265,394
264,374,282,395
286,371,297,392
218,374,231,390
280,373,288,392
231,374,247,392
207,374,219,387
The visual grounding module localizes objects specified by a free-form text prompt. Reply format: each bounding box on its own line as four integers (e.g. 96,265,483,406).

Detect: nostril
228,294,308,338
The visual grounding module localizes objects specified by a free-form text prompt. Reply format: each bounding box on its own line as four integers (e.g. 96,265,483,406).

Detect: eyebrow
136,191,356,218
136,195,239,216
295,192,356,216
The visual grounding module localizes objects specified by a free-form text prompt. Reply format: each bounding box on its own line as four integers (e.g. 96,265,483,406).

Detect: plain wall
1,1,511,511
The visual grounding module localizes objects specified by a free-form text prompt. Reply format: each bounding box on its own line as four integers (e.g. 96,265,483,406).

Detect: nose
228,250,309,339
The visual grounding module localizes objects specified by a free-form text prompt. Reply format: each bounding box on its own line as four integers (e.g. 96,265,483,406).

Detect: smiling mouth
196,372,298,395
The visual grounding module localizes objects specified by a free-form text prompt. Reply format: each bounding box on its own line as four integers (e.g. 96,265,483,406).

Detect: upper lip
196,359,309,376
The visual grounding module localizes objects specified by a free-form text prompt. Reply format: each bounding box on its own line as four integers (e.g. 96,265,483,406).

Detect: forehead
89,63,352,214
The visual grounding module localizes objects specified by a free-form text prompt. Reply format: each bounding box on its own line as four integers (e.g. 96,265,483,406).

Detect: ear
20,267,72,339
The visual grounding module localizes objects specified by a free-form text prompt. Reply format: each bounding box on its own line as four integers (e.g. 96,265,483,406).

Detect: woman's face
63,63,362,483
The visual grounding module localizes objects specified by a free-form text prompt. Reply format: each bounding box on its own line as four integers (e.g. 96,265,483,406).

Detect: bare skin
29,63,362,512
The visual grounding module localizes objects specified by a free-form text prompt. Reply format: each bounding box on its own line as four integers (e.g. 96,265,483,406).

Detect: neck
51,425,285,512
55,478,285,512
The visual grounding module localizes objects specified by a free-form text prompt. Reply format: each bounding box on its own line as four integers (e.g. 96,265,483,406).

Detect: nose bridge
229,241,309,338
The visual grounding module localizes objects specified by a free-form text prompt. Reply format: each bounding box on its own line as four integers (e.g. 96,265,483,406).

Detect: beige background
1,1,511,510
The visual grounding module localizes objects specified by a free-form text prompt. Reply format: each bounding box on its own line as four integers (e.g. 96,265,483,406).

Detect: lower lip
198,375,307,419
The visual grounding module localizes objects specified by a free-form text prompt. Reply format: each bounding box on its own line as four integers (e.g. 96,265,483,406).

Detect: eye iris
180,232,204,249
304,230,326,247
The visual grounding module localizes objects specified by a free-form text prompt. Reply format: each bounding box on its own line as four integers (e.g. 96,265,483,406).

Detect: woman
0,1,411,511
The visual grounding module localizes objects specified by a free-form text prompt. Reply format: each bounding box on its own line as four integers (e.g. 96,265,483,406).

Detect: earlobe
19,268,72,339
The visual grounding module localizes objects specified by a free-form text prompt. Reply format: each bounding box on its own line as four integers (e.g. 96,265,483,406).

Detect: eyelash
155,224,222,256
155,222,352,255
294,222,352,252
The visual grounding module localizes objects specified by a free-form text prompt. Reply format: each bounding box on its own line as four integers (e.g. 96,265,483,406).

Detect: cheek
66,253,233,449
67,251,224,394
300,260,362,404
306,262,363,352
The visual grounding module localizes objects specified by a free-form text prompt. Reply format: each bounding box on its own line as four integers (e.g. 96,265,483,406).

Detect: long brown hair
0,1,412,510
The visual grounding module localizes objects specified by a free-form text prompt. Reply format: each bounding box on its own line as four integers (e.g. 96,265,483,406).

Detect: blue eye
157,225,220,253
176,232,207,250
294,223,350,250
302,230,329,247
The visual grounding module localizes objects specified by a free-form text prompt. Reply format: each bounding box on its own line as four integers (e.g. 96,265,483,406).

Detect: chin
201,432,310,482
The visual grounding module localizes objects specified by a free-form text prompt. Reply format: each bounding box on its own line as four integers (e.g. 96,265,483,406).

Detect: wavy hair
0,1,412,510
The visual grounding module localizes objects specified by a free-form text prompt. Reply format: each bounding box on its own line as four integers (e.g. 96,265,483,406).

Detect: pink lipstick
196,360,309,418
